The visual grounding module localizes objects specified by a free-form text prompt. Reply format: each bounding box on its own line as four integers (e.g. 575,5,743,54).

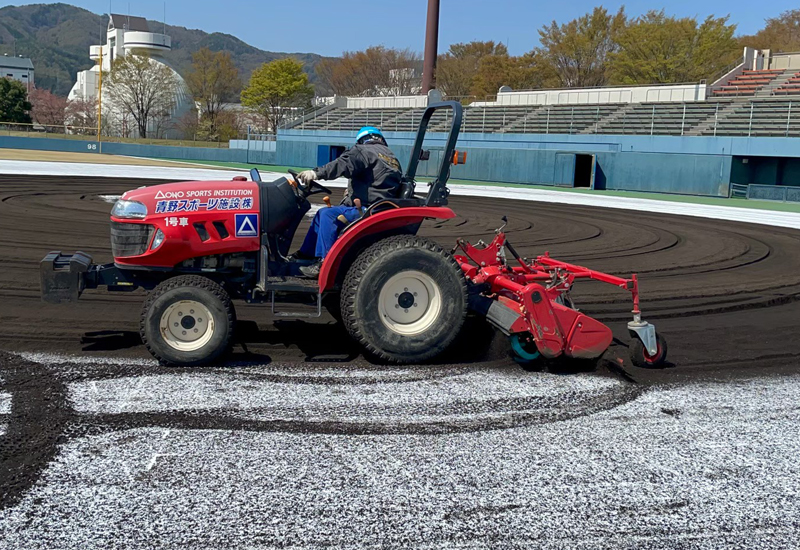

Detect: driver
293,126,402,278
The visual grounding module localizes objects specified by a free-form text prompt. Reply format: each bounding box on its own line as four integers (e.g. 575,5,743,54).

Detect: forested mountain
0,3,331,96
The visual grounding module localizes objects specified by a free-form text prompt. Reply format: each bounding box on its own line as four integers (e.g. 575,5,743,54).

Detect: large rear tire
341,235,467,363
140,275,236,367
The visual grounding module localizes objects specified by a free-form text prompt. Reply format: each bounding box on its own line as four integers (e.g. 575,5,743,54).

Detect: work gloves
297,170,318,185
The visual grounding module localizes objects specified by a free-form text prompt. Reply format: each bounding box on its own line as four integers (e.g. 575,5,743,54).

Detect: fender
318,206,456,293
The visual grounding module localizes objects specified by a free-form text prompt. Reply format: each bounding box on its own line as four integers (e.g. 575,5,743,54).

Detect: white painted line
144,429,175,472
0,159,248,181
443,184,800,231
145,453,175,472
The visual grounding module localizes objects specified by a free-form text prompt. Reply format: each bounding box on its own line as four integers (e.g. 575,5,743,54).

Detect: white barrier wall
229,139,276,153
769,53,800,70
481,83,707,106
344,95,429,109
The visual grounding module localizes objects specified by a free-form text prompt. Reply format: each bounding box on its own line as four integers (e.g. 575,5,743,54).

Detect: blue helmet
356,126,385,145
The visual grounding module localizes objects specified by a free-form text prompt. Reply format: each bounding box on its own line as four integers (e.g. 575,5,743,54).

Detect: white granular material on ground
1,376,798,549
68,370,622,417
17,351,158,367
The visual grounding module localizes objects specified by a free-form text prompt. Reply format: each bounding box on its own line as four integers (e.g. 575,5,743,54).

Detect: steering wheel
288,169,332,196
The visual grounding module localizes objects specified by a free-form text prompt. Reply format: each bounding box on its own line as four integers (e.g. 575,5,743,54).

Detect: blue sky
2,0,797,56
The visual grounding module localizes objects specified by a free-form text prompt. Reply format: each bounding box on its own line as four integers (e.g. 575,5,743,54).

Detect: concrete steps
755,69,798,97
686,100,743,136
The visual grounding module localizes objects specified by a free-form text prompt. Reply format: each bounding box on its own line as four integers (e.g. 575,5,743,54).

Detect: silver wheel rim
378,270,442,336
159,300,215,352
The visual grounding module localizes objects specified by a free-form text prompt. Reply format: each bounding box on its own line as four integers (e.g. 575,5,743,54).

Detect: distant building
68,13,190,138
0,54,34,92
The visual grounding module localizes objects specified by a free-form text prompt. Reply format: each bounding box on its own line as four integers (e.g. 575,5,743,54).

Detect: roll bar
403,101,463,207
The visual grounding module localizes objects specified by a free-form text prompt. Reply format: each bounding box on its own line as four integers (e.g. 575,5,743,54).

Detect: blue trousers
299,206,360,259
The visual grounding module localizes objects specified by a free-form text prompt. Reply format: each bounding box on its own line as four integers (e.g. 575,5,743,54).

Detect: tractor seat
367,179,422,209
398,179,415,199
362,179,423,215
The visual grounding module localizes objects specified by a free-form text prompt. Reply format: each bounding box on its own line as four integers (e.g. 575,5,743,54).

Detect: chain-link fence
746,184,800,203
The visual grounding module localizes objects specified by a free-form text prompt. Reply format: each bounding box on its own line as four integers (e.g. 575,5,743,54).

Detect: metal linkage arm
536,254,642,315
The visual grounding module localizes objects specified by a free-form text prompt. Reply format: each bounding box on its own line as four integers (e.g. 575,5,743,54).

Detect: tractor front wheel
341,235,467,363
140,275,236,367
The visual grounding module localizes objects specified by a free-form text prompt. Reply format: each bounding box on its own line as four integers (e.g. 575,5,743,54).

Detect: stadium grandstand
286,48,800,139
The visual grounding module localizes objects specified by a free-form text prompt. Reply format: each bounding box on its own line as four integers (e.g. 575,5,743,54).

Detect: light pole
421,0,440,94
97,46,103,154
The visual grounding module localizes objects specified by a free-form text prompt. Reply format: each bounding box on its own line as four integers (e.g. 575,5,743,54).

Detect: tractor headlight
111,200,148,219
150,229,165,250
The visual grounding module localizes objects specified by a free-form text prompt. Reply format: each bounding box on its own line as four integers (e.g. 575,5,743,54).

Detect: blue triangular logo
235,214,258,237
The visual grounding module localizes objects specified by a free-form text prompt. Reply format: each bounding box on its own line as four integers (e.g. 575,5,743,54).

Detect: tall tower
68,13,189,139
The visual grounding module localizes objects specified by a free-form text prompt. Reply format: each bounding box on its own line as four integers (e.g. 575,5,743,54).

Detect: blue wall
0,136,277,165
275,129,800,197
4,130,800,198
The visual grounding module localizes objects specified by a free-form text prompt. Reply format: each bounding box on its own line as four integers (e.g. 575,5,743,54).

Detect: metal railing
730,183,749,198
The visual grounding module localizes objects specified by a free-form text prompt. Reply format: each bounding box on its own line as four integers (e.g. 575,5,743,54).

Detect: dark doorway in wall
574,154,595,188
331,145,346,160
316,145,347,167
732,156,800,187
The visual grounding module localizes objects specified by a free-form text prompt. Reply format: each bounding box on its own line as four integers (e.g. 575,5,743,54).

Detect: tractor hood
110,179,261,268
119,179,259,217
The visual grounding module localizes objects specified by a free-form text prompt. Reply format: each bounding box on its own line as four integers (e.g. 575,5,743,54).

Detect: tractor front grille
110,222,154,258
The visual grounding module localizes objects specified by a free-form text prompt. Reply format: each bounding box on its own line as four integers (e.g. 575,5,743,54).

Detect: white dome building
68,13,191,139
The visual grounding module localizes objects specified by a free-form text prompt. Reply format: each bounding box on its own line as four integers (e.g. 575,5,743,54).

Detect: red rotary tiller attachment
455,219,667,368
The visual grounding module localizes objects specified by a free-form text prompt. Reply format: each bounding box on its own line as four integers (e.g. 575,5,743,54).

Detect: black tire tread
341,235,468,363
630,332,668,369
140,275,235,367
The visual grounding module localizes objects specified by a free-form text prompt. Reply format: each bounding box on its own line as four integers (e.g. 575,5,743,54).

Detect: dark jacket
315,143,402,207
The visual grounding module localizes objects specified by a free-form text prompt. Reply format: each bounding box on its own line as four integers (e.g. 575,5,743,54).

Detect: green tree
0,78,32,124
315,47,420,97
185,48,241,137
471,53,556,97
437,41,508,97
104,52,179,138
241,58,313,134
742,9,800,52
536,7,627,88
610,11,739,84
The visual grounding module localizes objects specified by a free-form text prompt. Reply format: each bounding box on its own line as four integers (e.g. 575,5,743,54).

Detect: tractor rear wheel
140,275,236,367
341,235,467,363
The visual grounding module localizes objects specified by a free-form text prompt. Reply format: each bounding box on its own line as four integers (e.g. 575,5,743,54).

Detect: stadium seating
503,104,625,134
771,73,800,95
289,93,800,138
593,101,729,135
699,99,800,137
712,69,784,97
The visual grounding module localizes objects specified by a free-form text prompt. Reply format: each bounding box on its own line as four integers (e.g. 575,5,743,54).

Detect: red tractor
41,102,667,369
